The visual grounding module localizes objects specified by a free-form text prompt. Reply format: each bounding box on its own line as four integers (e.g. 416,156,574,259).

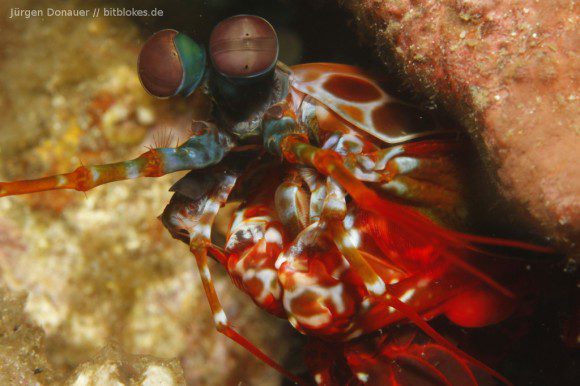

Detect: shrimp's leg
0,123,232,197
263,103,512,384
160,170,306,386
311,174,501,382
327,219,511,385
190,245,305,385
318,177,388,297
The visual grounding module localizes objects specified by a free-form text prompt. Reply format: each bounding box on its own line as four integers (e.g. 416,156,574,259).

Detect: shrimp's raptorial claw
282,136,557,286
161,169,307,386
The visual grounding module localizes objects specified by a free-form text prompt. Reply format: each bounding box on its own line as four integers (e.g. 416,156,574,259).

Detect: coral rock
64,345,185,386
341,0,579,254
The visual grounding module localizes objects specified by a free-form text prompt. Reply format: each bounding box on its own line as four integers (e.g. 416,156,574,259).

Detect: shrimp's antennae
0,125,232,197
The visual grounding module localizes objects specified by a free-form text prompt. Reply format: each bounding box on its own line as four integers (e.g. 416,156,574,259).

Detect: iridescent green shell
138,29,206,98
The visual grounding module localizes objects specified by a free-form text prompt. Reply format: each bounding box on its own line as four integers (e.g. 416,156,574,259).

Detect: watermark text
8,7,164,19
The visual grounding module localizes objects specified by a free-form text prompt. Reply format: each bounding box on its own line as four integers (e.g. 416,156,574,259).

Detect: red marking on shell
339,104,364,122
371,103,433,137
299,71,322,82
291,63,371,80
244,206,271,218
323,75,382,103
289,291,328,319
291,63,447,143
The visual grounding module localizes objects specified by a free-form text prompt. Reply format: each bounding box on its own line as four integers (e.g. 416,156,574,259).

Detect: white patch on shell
300,98,317,120
276,183,307,233
90,168,100,181
394,157,419,174
338,228,362,255
346,228,361,249
242,268,281,303
314,373,323,384
230,208,247,231
201,265,211,281
356,155,376,171
125,162,140,179
322,196,346,218
309,186,326,223
204,200,220,215
265,227,283,246
346,328,363,340
343,212,356,229
274,252,287,270
367,278,386,296
361,298,371,310
418,278,431,288
400,288,416,303
256,269,281,301
189,198,222,240
283,279,347,329
226,215,271,252
352,167,381,182
321,179,346,220
357,372,369,383
56,175,67,187
283,222,323,262
321,133,340,150
389,277,401,285
335,134,364,155
294,309,331,328
288,315,300,330
380,180,408,195
197,223,212,240
374,147,404,170
213,309,227,326
316,104,331,122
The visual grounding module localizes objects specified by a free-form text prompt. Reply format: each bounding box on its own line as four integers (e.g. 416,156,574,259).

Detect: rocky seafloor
0,1,294,385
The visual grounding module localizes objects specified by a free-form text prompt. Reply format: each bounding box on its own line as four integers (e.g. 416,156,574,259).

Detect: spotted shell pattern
290,63,445,144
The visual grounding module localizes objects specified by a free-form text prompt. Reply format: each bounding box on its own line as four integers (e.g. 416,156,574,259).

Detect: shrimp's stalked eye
138,29,206,98
209,15,278,80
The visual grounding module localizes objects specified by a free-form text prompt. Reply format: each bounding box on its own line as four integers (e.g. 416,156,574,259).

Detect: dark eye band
209,15,278,79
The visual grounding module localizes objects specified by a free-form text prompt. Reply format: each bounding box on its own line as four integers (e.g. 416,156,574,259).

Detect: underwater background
0,0,576,385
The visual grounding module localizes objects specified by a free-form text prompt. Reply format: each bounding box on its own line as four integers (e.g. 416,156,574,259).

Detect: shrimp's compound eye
209,15,278,80
138,29,206,98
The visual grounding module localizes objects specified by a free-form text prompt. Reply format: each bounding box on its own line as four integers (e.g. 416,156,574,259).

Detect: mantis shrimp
0,15,553,385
